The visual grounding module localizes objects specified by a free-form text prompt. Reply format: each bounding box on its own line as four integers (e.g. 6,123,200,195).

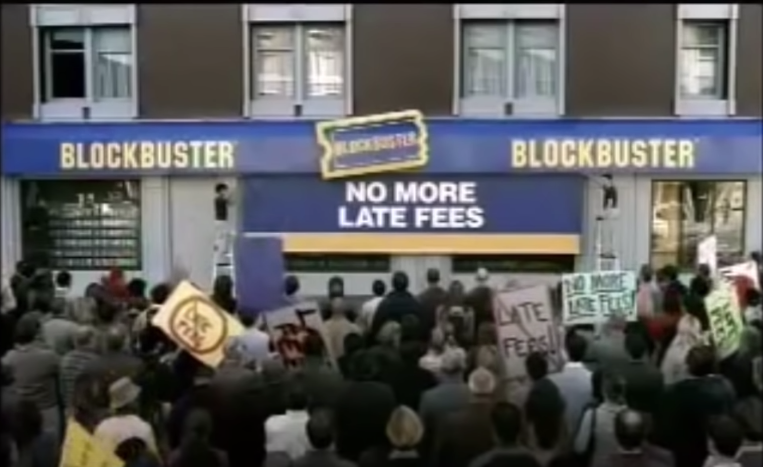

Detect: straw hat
108,377,141,411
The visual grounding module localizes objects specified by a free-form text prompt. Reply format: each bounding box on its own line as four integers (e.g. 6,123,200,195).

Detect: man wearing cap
94,376,158,454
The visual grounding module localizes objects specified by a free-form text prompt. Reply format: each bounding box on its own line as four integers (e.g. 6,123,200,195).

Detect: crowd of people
0,259,761,467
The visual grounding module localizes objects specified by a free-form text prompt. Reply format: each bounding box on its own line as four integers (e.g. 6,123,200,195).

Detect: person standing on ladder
596,174,619,271
214,182,233,264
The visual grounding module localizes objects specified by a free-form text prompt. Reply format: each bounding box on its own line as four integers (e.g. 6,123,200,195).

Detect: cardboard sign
60,419,124,467
705,284,744,359
719,261,760,289
493,285,563,383
152,280,245,368
697,235,718,275
264,301,331,368
561,271,637,326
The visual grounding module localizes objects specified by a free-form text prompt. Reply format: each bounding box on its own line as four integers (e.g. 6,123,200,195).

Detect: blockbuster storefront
2,116,761,295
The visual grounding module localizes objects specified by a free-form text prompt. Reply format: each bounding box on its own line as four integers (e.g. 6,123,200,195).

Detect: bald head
104,324,128,352
615,409,646,450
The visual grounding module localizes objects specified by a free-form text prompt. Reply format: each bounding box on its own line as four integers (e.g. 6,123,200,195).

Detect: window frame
460,20,560,101
451,254,576,274
284,253,391,273
40,25,134,103
250,23,347,103
678,20,728,100
649,179,747,271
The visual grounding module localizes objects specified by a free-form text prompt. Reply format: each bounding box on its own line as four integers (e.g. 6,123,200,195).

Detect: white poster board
493,285,563,383
264,301,332,367
719,261,760,289
697,235,718,276
561,271,637,326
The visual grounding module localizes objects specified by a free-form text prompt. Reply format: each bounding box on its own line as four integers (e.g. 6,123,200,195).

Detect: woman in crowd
7,400,59,467
169,409,228,467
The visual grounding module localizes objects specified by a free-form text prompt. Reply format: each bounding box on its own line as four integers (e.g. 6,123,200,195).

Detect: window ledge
248,98,346,119
677,4,737,20
458,96,560,118
458,4,563,20
674,98,734,117
36,100,136,121
31,4,135,27
245,4,348,22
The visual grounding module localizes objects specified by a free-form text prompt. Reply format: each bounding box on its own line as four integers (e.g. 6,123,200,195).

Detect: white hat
468,367,496,395
108,377,141,411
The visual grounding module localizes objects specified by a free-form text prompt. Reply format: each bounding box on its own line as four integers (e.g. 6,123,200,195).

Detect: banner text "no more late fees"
338,181,485,230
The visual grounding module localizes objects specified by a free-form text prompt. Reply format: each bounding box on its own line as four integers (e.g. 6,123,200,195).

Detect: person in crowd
94,376,158,454
7,399,60,467
419,350,471,445
621,331,664,416
371,321,405,388
690,264,713,299
524,378,569,466
432,368,498,467
59,325,100,411
339,333,365,378
265,384,311,460
660,300,705,385
104,267,130,300
2,314,61,442
661,345,736,467
465,268,493,329
335,351,397,462
370,272,423,341
325,297,362,359
169,408,228,467
705,415,748,467
586,315,630,373
41,291,80,355
294,332,345,411
359,405,425,467
419,328,451,375
294,409,355,467
53,269,73,304
636,265,661,319
393,336,437,411
126,278,150,316
211,275,237,315
732,401,763,467
574,371,628,467
233,314,271,364
549,330,593,436
469,402,538,467
360,280,387,334
445,280,475,347
609,409,674,467
87,324,143,388
418,268,448,337
284,275,301,304
116,437,163,467
166,365,217,450
510,351,549,408
328,276,345,300
743,288,762,326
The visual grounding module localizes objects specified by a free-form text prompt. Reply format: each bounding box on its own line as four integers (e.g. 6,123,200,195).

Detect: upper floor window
461,21,558,100
650,180,746,271
40,26,133,102
251,24,345,100
679,21,728,99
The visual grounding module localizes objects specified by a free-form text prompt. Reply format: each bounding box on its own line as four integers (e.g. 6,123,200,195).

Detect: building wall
1,4,761,292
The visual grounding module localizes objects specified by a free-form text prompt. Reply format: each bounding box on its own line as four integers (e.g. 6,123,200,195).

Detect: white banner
697,235,718,276
719,261,760,289
264,301,332,367
493,285,563,383
561,271,637,326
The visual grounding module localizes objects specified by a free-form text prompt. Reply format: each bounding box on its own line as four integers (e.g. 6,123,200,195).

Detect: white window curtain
680,22,726,98
304,26,344,98
253,27,295,97
92,27,133,100
514,23,557,99
462,24,506,97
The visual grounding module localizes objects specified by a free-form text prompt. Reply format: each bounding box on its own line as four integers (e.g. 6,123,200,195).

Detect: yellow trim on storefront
280,233,580,255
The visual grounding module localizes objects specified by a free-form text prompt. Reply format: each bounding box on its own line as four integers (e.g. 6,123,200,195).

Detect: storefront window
21,180,142,270
451,255,576,274
650,180,746,270
285,254,390,273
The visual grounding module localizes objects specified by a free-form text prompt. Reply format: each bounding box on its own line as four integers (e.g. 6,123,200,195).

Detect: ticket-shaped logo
316,110,429,180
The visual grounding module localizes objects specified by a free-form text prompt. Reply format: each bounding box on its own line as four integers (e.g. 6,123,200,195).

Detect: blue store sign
2,118,761,176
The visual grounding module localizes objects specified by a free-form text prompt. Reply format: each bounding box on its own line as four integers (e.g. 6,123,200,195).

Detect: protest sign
60,419,124,467
705,284,744,358
493,285,563,383
152,280,245,368
561,271,637,326
719,261,760,289
264,301,332,368
697,235,718,275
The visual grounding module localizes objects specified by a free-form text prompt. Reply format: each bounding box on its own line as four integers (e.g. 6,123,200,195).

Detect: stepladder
212,225,236,292
595,208,620,271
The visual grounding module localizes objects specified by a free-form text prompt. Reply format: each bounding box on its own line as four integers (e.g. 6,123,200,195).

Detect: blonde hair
386,406,424,449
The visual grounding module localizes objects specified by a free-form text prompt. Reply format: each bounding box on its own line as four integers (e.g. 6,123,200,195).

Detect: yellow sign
316,110,429,179
152,280,245,367
60,420,124,467
60,140,236,170
705,284,744,358
511,138,697,169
